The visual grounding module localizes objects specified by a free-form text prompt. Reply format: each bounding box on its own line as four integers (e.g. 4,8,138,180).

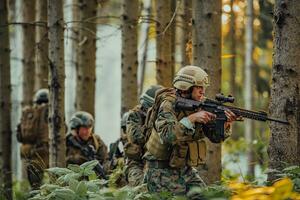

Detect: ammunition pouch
187,140,206,167
169,144,188,168
124,142,143,160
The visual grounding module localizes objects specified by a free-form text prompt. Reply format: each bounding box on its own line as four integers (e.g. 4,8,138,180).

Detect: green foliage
269,165,300,192
108,162,126,188
187,185,231,200
28,161,189,200
29,160,107,200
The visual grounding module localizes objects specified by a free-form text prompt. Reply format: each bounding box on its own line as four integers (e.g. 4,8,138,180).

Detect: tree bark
65,0,79,122
244,0,255,178
22,0,36,106
180,0,192,66
156,0,173,87
139,1,152,96
121,0,139,114
229,0,237,97
48,0,66,167
192,0,222,184
268,0,300,181
0,0,12,198
76,0,97,116
35,0,49,90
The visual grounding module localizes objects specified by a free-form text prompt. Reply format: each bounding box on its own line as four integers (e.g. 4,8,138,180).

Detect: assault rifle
67,136,107,179
175,94,289,142
108,139,124,170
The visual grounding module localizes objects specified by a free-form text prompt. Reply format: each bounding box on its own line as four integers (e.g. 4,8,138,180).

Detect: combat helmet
69,111,94,130
140,85,163,109
173,65,209,91
33,88,49,104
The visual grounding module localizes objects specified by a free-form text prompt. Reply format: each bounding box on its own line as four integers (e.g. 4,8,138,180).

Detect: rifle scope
215,93,235,103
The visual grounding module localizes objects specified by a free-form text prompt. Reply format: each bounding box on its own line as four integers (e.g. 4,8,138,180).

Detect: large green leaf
76,181,88,196
68,164,82,173
53,188,76,200
80,160,99,170
46,167,73,176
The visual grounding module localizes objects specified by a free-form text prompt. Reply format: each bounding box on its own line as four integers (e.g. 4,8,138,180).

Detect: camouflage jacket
144,88,208,160
66,133,108,166
126,105,147,145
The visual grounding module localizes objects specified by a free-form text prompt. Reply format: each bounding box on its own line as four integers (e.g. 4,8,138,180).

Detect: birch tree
268,0,300,180
48,0,66,167
0,0,12,198
192,0,222,184
121,0,139,114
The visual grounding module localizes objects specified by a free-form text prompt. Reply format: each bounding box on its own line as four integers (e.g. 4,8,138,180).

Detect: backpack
18,104,48,144
143,88,176,142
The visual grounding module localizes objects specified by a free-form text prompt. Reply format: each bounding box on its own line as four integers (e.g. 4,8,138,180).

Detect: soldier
17,89,49,189
66,111,108,179
108,112,129,171
124,85,162,187
143,66,237,197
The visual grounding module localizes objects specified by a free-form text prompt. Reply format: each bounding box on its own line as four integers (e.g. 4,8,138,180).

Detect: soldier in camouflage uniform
108,112,129,171
66,111,108,176
124,85,162,187
17,89,49,189
143,66,237,197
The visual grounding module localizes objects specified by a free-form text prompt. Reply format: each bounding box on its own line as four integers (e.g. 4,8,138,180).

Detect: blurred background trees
0,0,299,197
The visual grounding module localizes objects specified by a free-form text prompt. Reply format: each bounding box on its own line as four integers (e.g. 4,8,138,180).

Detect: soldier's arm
66,135,89,165
66,146,88,165
155,100,195,145
126,111,146,144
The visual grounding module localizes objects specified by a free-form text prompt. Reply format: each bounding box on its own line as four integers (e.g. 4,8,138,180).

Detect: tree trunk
0,0,12,198
244,0,255,178
192,0,222,184
170,0,176,78
180,0,192,66
229,0,237,97
35,0,49,90
48,0,66,167
156,0,173,87
139,1,152,96
268,0,300,181
22,0,36,106
65,0,79,122
121,0,139,114
76,0,97,116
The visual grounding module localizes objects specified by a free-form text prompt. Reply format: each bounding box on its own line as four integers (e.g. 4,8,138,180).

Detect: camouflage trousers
125,160,144,187
25,151,48,190
144,165,205,198
26,159,46,190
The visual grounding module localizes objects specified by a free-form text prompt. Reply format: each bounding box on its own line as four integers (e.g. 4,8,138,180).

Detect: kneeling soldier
66,111,108,179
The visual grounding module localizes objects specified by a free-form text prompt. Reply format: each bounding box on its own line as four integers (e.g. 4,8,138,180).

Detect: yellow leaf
271,178,293,200
221,54,236,59
239,187,275,197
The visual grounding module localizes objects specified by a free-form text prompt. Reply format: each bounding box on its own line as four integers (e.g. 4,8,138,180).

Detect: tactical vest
145,88,207,168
